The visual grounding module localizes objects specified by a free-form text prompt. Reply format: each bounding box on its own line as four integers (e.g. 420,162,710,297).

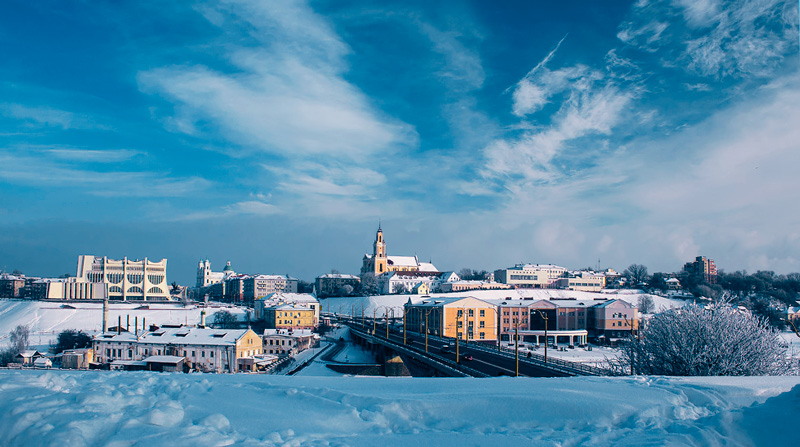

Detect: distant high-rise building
683,256,718,284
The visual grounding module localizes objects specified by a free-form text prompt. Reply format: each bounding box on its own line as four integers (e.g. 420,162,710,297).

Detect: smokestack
102,296,109,333
117,316,121,335
200,310,206,328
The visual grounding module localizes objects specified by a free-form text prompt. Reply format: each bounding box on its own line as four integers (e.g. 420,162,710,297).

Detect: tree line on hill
624,263,799,329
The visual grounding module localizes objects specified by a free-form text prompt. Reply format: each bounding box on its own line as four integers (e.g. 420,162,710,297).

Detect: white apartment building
494,264,568,288
32,277,107,300
554,271,606,292
77,255,170,301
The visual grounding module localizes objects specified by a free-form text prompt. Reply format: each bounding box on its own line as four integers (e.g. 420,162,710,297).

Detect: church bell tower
373,225,388,274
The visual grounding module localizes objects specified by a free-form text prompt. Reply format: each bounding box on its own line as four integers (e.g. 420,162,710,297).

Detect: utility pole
515,322,519,377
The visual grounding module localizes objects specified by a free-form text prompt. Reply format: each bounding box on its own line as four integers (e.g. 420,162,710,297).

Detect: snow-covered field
0,370,796,446
0,299,247,348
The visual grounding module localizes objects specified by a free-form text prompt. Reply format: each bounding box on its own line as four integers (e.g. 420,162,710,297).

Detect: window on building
479,309,485,317
210,351,214,357
468,309,474,317
480,332,485,339
202,351,205,357
479,321,485,328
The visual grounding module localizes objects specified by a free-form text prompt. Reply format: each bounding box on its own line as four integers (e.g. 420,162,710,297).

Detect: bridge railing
340,316,622,376
347,325,487,378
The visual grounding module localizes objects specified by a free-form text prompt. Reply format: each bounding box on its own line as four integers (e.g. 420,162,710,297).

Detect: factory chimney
102,295,109,333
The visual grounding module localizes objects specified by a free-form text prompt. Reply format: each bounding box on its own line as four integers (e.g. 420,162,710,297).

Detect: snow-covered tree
10,325,29,353
618,302,789,376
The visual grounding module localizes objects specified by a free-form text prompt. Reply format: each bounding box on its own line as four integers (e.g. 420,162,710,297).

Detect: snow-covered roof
263,292,318,304
141,326,251,346
263,329,315,338
387,256,418,267
267,304,314,311
317,273,360,279
253,274,297,281
93,326,252,346
411,296,495,308
0,273,24,280
510,264,567,270
17,350,41,358
418,262,438,272
594,299,634,309
95,332,138,342
143,355,185,364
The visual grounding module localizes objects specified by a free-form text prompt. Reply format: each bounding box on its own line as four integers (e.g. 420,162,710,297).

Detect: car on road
460,353,473,361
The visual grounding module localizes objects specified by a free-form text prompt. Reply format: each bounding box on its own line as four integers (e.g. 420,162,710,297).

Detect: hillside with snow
0,300,246,348
0,371,796,446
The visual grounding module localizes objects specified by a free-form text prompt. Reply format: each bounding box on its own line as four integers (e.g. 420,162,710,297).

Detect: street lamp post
403,307,407,345
515,322,519,376
532,309,549,364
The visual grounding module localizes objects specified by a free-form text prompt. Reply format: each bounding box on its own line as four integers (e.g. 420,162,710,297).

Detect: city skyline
1,0,798,283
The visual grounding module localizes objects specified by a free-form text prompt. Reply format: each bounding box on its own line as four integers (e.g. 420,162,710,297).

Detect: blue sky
1,0,798,284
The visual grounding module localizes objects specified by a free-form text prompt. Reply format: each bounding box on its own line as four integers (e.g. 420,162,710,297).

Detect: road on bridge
346,320,572,378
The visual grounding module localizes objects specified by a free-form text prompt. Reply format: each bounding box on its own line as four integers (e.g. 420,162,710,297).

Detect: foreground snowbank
0,371,796,446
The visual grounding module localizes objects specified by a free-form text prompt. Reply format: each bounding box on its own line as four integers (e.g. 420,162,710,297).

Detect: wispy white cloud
0,149,210,198
47,148,142,163
485,39,638,182
620,0,798,79
140,0,414,159
0,103,107,130
418,21,485,91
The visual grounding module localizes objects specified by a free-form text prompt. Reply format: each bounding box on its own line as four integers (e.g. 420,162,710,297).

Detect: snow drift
0,371,796,446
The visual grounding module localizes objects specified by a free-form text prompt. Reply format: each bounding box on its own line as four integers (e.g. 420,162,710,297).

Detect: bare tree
10,325,29,353
638,295,655,314
624,264,649,286
617,302,789,376
213,310,238,329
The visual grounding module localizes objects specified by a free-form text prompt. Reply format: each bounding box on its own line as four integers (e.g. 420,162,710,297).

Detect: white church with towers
196,259,236,288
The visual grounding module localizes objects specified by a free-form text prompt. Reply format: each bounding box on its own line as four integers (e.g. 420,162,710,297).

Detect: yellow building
264,305,316,330
404,296,498,342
